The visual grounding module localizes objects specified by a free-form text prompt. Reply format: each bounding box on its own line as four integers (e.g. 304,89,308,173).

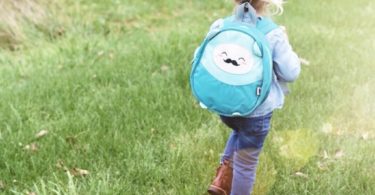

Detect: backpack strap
256,17,278,35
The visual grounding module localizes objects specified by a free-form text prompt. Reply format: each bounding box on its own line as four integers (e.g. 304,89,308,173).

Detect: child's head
234,0,284,16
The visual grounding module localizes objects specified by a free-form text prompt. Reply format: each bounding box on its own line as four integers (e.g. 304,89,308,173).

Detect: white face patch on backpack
213,44,253,75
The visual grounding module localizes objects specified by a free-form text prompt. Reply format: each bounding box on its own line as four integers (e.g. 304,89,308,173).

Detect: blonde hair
234,0,284,16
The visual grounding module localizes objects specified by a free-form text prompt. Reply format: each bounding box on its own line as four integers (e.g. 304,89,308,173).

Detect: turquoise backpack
190,3,278,117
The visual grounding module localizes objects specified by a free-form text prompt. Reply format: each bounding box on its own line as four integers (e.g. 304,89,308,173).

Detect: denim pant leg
231,148,262,195
220,113,272,195
221,131,238,163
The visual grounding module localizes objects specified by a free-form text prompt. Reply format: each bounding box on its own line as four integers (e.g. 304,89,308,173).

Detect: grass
0,0,374,194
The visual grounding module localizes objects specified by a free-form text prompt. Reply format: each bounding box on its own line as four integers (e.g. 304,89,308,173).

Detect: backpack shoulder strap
223,15,235,22
256,17,278,35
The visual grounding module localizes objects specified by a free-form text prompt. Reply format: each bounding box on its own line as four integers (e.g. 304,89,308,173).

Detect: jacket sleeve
270,28,301,82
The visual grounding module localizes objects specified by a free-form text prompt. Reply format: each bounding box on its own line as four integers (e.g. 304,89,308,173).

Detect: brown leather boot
207,160,233,195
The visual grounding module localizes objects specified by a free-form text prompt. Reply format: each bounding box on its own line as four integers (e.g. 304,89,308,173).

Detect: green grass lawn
0,0,375,194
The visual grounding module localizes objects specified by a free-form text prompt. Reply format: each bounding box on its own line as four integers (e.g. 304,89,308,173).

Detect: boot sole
207,185,227,195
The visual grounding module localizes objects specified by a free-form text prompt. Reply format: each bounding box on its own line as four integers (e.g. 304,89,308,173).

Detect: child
207,0,301,195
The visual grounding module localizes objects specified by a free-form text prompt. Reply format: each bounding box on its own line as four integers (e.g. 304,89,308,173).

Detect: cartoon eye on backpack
190,3,277,117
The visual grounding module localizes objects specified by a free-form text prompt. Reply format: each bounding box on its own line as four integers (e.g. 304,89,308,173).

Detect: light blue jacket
249,26,301,117
208,12,301,117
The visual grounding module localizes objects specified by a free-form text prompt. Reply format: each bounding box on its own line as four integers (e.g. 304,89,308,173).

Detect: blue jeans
219,112,272,195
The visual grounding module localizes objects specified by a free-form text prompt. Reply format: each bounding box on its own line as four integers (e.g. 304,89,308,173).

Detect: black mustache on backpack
224,58,240,66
